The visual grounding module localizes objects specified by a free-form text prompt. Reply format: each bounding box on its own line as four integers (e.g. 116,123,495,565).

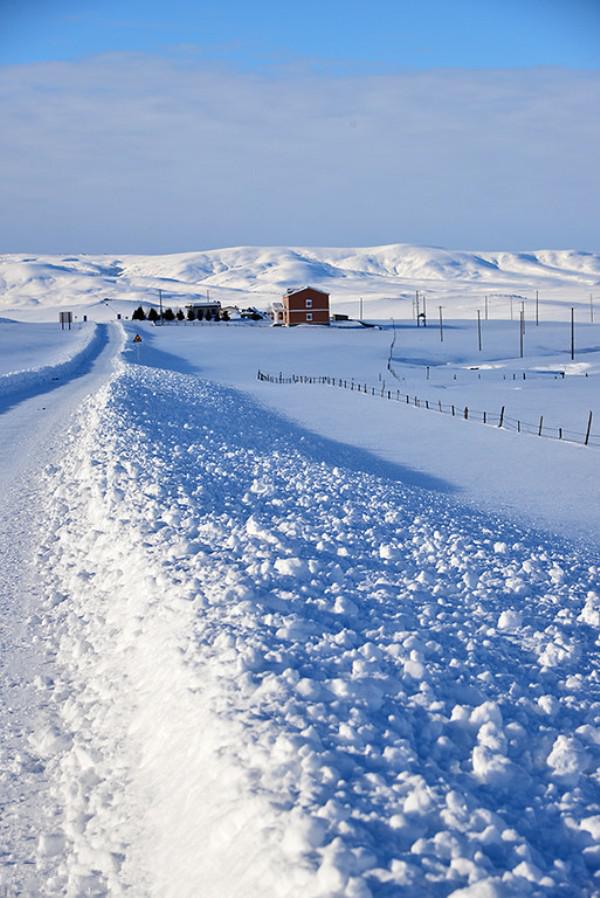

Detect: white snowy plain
1,246,600,898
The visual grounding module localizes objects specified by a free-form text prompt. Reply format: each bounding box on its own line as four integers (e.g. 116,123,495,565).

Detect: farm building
185,300,221,320
274,287,330,326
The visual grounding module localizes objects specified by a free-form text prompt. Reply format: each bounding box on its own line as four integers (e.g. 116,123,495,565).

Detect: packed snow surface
1,317,599,896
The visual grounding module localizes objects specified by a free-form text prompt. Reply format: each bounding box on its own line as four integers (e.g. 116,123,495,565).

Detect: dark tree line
131,305,229,322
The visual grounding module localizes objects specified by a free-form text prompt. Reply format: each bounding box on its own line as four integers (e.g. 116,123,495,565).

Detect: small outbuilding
185,300,221,320
280,286,330,326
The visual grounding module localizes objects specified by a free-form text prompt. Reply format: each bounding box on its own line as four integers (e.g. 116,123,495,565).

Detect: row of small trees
131,306,229,322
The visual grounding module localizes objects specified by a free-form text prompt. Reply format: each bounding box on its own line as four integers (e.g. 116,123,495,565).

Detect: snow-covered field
1,247,600,897
128,318,600,543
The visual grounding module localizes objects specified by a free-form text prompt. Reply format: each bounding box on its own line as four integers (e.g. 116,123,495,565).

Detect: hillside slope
1,245,598,319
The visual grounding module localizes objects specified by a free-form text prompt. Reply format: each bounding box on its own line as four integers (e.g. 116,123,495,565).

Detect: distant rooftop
285,285,329,297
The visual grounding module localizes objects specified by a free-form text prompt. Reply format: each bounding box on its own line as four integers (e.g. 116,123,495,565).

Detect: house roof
185,300,222,308
285,285,329,298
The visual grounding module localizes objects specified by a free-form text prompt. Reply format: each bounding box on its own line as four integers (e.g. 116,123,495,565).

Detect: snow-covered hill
1,244,598,320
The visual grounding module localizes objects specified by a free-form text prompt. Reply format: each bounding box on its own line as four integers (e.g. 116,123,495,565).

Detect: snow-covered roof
285,286,329,297
185,300,221,308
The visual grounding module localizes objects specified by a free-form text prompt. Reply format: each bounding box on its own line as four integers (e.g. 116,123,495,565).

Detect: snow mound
29,362,600,896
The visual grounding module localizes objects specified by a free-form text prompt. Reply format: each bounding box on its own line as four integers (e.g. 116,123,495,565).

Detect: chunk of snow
579,591,600,628
497,609,522,630
274,557,308,578
546,735,589,783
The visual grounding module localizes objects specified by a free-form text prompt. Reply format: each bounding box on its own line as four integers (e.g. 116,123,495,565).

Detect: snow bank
30,363,600,896
0,323,103,402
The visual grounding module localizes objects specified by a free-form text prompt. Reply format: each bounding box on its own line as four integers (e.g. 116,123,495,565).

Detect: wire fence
256,369,598,448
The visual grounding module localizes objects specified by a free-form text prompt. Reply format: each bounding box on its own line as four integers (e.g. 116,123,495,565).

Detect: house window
306,298,313,308
306,312,313,321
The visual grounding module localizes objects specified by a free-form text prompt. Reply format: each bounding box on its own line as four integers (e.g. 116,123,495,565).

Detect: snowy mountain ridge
0,244,598,315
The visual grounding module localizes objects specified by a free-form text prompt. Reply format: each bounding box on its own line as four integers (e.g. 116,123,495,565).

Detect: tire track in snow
35,363,600,897
0,324,123,896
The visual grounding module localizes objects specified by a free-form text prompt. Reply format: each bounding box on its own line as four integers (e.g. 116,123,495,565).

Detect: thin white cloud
0,54,598,252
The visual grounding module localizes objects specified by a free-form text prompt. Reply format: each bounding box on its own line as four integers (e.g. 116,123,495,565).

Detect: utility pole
359,296,363,321
477,309,482,352
521,300,525,335
416,291,420,327
422,292,427,326
439,306,444,343
571,307,575,361
519,309,524,358
536,290,539,326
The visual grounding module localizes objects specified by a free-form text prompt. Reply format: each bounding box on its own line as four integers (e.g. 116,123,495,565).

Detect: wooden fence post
585,411,593,446
538,415,544,436
498,406,505,428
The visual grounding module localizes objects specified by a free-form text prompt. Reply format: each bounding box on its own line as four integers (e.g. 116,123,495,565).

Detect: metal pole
571,307,575,360
422,292,427,326
484,295,488,320
477,309,482,351
521,301,525,335
416,291,420,327
439,306,443,343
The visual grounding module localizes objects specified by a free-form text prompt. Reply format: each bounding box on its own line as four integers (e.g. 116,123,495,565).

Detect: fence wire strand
256,369,597,448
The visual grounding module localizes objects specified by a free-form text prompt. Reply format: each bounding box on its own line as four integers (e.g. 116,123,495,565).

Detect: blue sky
0,1,599,253
2,0,600,69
